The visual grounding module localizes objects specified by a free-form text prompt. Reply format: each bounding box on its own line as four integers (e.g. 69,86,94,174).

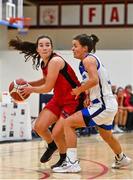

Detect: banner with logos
0,102,32,141
37,3,133,27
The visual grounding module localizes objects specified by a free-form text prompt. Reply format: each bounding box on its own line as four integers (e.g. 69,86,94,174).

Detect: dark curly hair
9,35,53,70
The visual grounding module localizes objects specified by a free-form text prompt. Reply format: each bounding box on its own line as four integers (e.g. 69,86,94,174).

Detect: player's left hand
71,87,81,99
19,84,33,97
83,97,90,107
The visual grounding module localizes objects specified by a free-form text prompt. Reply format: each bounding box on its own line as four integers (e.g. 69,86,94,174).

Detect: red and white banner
83,5,102,25
36,3,133,27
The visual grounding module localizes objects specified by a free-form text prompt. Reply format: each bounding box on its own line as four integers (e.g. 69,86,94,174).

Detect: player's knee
101,132,113,143
34,119,47,134
52,128,62,140
64,118,72,127
64,117,78,129
34,122,41,134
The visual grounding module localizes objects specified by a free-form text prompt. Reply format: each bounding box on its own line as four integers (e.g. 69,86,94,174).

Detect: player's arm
20,57,64,95
72,56,99,97
28,77,45,86
83,90,90,107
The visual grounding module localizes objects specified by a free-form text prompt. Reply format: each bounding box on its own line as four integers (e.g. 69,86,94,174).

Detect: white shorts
81,98,118,130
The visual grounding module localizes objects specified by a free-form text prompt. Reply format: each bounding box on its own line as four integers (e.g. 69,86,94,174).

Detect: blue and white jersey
79,53,117,110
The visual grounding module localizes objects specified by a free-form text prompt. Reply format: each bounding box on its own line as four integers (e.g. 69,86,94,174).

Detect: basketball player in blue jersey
52,34,132,173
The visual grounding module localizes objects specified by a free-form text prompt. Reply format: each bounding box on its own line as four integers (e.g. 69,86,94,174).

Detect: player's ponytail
9,37,40,70
9,37,36,53
90,34,99,53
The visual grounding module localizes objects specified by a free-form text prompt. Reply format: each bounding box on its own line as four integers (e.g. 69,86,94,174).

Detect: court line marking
80,158,109,179
0,166,50,179
0,158,108,180
0,142,108,179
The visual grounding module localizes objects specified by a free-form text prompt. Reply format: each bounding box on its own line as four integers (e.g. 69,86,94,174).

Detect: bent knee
64,118,72,127
101,132,113,143
34,119,47,133
64,117,79,129
52,128,64,140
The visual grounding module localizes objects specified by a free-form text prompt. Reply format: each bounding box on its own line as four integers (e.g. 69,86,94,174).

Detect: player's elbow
92,77,99,86
45,85,53,92
43,82,54,93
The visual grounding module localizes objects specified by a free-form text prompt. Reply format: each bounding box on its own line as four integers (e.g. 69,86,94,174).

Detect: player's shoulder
51,54,64,62
49,55,65,69
83,55,96,66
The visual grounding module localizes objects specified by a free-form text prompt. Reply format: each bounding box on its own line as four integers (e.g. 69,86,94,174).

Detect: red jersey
41,53,82,104
123,90,133,107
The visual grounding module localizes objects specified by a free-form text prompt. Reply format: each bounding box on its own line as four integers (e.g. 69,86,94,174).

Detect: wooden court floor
0,132,133,180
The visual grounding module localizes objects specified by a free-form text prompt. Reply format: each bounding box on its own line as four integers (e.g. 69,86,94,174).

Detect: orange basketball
9,79,30,103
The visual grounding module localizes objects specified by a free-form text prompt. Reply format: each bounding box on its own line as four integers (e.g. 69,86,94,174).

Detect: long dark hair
73,34,99,53
9,35,53,70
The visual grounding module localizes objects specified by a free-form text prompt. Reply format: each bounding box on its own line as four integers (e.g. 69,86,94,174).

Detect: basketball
9,79,30,102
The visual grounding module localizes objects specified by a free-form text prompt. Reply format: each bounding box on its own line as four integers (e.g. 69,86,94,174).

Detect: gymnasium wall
0,26,8,50
0,58,1,92
8,28,133,50
0,50,133,117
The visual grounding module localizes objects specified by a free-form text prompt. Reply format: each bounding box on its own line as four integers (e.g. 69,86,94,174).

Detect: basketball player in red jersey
9,36,85,169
